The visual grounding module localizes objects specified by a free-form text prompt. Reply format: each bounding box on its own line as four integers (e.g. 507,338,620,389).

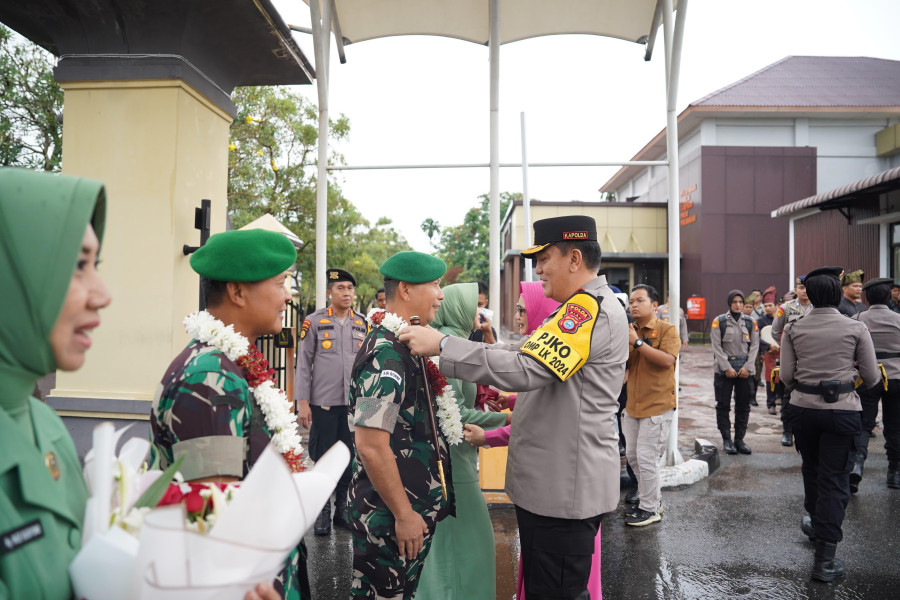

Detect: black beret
806,266,845,281
862,277,894,291
327,268,356,286
190,229,296,282
521,215,598,258
380,251,447,284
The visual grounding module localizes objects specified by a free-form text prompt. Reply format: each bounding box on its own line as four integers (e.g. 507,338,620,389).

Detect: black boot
801,515,815,542
811,540,845,583
723,438,737,455
888,461,900,489
333,493,350,529
781,431,793,447
734,439,752,455
314,503,331,536
849,458,864,494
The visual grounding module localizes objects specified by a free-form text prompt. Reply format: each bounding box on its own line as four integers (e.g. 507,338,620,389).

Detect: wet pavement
304,345,900,599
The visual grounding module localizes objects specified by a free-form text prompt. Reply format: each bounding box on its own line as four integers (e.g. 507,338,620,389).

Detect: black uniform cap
862,277,894,291
521,215,598,258
805,266,844,281
327,268,356,286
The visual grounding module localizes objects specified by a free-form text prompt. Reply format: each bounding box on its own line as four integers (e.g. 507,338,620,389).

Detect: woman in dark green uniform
0,168,110,599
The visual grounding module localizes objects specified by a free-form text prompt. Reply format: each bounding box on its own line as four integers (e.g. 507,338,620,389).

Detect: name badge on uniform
520,291,599,381
1,520,44,556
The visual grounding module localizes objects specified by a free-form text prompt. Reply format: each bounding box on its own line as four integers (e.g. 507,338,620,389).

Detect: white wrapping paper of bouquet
69,424,350,600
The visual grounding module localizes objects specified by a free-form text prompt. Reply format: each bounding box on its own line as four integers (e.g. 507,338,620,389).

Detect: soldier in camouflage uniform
348,251,454,600
149,229,310,600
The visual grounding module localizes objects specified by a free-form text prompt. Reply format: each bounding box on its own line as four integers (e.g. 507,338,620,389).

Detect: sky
272,0,900,252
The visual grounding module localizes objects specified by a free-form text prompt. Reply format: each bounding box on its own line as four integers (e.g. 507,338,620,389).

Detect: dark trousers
858,379,900,462
309,405,353,504
789,406,861,543
766,380,784,409
516,506,600,600
616,385,638,488
714,373,751,440
781,389,793,435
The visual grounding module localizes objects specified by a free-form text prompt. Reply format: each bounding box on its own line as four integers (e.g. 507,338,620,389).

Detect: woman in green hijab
0,167,110,599
417,282,510,600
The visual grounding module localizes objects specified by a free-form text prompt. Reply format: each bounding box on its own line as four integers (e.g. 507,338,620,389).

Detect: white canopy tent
304,0,688,464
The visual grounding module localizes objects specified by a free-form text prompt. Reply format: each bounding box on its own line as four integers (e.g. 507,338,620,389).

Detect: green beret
190,229,296,282
380,251,447,284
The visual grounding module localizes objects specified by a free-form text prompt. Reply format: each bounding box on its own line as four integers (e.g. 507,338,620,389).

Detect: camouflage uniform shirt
149,339,309,600
348,326,455,537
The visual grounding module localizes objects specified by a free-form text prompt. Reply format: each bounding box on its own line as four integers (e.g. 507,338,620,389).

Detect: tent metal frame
307,0,689,464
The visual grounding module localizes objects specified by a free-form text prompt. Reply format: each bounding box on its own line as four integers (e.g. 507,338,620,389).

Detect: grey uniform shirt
294,307,368,406
856,305,900,380
439,275,629,520
657,304,689,343
780,307,879,411
772,299,813,340
710,313,760,375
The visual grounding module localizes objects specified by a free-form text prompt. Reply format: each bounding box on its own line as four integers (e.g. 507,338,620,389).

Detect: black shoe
811,541,846,583
624,504,640,518
314,505,331,536
781,433,793,447
849,460,864,494
767,406,777,415
735,440,752,455
723,439,737,455
750,399,759,407
801,515,816,542
332,505,351,529
625,508,661,527
624,488,639,505
869,430,876,438
888,462,900,489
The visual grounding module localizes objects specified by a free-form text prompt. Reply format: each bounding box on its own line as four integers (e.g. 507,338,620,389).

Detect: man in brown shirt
622,284,681,526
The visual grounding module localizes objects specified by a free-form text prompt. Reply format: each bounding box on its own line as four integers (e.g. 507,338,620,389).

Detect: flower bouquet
69,422,349,599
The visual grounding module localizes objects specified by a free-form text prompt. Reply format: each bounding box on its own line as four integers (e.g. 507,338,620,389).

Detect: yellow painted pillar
50,79,231,427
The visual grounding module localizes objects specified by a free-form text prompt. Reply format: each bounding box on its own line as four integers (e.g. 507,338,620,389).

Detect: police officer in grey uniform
780,266,879,583
401,215,628,600
854,277,900,489
295,268,368,534
711,290,759,455
772,276,814,446
657,298,689,348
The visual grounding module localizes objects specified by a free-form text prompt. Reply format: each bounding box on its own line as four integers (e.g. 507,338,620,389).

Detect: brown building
600,57,900,329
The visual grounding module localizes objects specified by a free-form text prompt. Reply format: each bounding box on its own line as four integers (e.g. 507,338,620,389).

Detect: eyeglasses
515,304,526,315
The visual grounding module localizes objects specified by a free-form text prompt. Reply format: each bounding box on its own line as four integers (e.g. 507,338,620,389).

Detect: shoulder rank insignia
300,320,311,340
520,291,598,382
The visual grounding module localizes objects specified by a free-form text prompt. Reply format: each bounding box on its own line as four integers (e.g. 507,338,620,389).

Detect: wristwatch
439,335,449,353
633,339,644,350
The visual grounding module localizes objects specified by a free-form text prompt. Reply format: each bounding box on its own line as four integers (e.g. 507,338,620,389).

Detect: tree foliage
426,192,518,284
228,86,410,312
0,25,63,171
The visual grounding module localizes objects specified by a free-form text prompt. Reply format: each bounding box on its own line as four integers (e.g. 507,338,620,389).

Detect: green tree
426,192,518,283
0,25,63,171
228,86,410,313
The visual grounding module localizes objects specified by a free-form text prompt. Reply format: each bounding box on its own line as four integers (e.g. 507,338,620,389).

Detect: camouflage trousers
349,527,435,599
275,540,311,600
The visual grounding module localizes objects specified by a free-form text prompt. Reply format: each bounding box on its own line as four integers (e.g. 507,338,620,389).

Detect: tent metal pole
663,0,687,467
520,112,533,282
311,0,330,309
489,0,501,316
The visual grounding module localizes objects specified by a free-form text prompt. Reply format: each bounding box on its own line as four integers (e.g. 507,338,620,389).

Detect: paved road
304,345,900,599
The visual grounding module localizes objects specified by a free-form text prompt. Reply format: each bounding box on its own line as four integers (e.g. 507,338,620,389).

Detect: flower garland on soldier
183,311,305,472
366,308,463,444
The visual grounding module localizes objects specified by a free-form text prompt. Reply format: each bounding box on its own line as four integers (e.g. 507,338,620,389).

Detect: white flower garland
183,311,303,456
366,309,463,445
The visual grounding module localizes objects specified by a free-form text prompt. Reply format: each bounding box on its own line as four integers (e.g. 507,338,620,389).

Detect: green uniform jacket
0,398,88,600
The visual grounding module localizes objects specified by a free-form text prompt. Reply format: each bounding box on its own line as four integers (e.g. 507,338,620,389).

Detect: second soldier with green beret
838,269,867,317
347,250,455,600
294,268,368,535
149,228,310,600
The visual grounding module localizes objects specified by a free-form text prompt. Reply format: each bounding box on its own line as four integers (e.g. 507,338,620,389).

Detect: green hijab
431,282,478,339
0,168,106,421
